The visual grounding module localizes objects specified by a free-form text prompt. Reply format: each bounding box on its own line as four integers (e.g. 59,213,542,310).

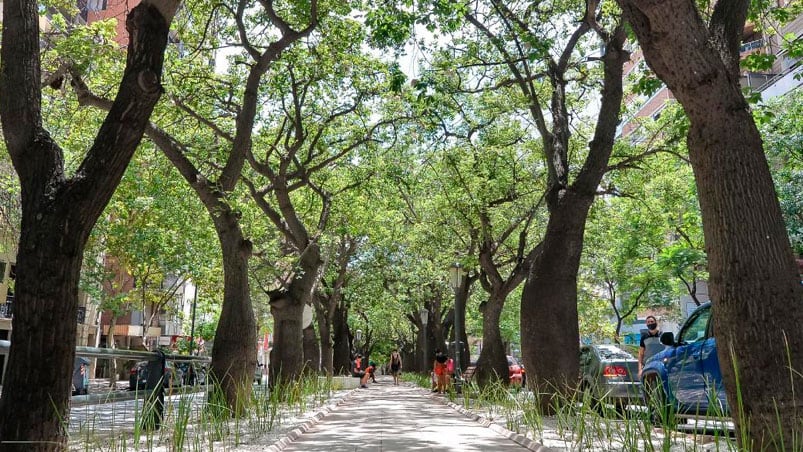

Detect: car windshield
596,346,634,360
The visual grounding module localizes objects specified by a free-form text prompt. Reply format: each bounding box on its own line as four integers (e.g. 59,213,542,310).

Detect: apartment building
620,7,803,139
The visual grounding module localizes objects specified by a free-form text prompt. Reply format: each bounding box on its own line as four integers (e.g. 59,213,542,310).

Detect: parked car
507,355,524,385
129,361,183,391
640,302,727,423
579,344,641,408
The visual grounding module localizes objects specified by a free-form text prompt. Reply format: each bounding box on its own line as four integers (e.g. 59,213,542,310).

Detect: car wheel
643,374,675,427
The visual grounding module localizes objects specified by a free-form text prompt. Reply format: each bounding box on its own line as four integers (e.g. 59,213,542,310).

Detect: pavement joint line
432,390,553,452
266,387,360,452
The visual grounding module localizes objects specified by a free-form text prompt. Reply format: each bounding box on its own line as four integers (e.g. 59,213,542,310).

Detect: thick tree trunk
518,22,626,414
210,223,256,412
0,236,83,448
475,296,508,386
269,245,323,384
521,196,592,411
332,304,351,375
684,78,803,452
0,0,177,447
418,323,428,373
428,309,447,371
617,1,803,447
302,324,320,373
318,318,333,376
269,295,305,385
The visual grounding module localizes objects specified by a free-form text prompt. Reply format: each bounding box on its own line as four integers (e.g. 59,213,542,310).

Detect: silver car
579,344,641,409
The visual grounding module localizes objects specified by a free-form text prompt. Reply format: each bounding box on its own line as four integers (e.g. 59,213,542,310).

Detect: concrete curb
266,388,359,452
431,390,554,452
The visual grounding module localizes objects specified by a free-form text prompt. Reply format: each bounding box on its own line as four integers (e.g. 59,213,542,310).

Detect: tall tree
0,0,179,447
616,0,803,447
438,142,543,385
314,235,358,376
73,0,319,409
242,22,397,383
437,0,629,408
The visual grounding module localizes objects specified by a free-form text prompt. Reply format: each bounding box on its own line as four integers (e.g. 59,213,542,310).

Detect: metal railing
0,341,211,430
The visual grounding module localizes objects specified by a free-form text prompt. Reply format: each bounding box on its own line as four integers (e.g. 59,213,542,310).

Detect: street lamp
187,284,199,385
448,262,466,392
354,329,363,355
420,308,428,371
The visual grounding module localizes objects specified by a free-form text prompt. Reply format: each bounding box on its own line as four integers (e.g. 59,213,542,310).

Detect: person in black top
639,315,664,377
389,349,402,386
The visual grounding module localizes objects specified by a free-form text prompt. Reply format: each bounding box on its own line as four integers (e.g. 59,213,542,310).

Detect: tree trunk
475,296,508,386
617,2,803,446
0,1,177,447
419,322,428,373
0,238,83,448
518,22,627,414
108,315,118,388
332,303,351,375
209,223,256,413
269,296,304,385
269,244,323,384
318,317,333,376
302,324,320,373
456,283,470,372
521,196,593,411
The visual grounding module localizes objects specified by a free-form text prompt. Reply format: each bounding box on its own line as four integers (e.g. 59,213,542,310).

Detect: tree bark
616,1,803,446
317,314,333,376
302,324,320,373
313,236,355,376
522,195,593,408
0,0,178,448
269,244,324,384
332,303,351,374
209,221,256,412
519,21,628,412
269,294,304,386
475,296,508,386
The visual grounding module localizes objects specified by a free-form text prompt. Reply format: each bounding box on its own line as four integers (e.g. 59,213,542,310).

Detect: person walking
638,315,664,377
389,349,403,386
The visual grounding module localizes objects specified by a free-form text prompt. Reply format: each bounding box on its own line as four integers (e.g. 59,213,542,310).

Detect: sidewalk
260,376,546,452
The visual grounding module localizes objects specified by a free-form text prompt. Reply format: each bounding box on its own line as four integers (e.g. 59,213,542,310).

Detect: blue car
640,302,728,422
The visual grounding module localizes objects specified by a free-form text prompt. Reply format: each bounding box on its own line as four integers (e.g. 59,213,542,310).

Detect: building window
86,0,107,11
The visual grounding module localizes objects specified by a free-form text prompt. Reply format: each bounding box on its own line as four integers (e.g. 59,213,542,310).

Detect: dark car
641,302,727,423
579,344,641,408
129,361,183,391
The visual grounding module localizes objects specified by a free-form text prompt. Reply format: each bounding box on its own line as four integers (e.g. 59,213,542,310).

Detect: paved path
275,377,537,451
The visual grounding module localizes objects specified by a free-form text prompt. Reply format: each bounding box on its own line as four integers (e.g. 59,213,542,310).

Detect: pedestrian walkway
269,376,543,451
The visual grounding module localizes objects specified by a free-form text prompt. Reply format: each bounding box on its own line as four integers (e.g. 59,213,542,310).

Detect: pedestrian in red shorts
433,349,448,393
